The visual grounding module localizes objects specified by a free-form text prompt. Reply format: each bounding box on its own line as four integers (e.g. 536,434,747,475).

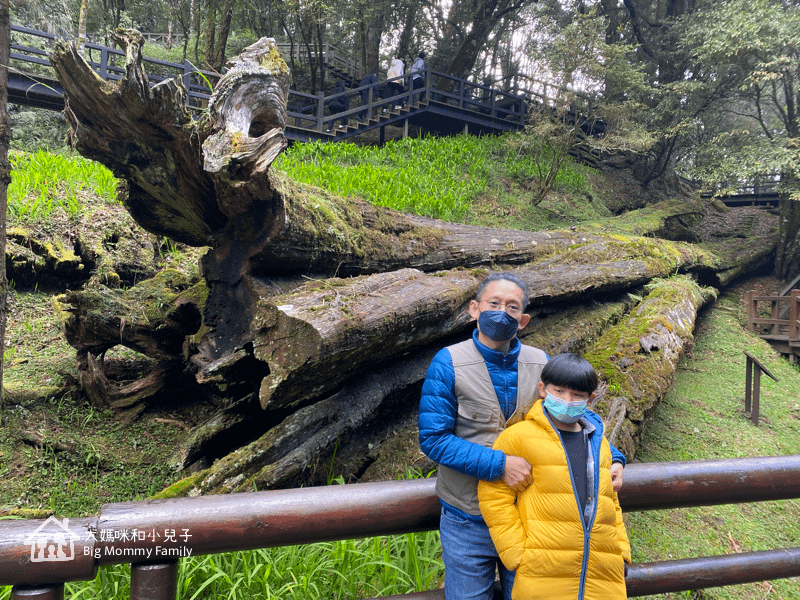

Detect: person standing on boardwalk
326,79,350,131
386,54,405,109
410,51,426,103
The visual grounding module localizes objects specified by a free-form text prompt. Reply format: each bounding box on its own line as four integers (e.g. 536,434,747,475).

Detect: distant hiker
327,80,350,132
358,72,380,121
386,54,406,110
411,51,426,103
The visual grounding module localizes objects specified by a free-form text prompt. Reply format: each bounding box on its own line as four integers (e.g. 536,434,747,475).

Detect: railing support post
743,351,779,426
316,92,325,133
10,585,64,600
130,560,179,600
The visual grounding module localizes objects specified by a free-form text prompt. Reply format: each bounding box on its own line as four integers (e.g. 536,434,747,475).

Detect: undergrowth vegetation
626,285,800,600
276,133,594,224
8,149,118,221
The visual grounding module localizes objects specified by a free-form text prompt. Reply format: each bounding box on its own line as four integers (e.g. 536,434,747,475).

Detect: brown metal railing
1,456,799,599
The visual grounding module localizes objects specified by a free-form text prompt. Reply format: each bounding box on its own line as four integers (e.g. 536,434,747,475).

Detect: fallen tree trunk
53,233,716,424
159,275,712,496
159,350,438,496
167,291,639,486
586,275,716,460
235,237,713,413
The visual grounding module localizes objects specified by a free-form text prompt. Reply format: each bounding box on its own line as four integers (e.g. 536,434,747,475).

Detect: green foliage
276,133,596,220
8,150,119,221
9,108,70,153
678,0,800,196
521,12,652,203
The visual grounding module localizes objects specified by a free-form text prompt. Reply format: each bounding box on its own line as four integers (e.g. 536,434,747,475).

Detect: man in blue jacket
418,273,625,600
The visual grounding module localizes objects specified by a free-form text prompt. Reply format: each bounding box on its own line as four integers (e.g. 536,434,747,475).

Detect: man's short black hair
475,273,529,312
540,353,598,394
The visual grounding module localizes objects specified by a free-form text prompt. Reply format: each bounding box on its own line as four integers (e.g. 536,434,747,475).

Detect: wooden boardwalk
6,24,544,144
746,278,800,361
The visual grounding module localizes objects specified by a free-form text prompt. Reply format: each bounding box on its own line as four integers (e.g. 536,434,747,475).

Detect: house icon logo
24,516,79,562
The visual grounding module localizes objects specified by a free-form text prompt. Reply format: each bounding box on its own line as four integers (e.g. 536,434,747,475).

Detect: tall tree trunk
775,172,800,280
0,0,10,418
364,10,384,74
430,0,530,80
202,8,216,70
211,0,234,72
77,0,89,54
395,1,417,60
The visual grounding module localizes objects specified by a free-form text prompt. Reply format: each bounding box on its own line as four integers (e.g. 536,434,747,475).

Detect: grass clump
8,149,118,222
276,136,491,221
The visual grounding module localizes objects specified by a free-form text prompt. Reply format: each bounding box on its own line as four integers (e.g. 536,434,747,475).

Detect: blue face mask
478,310,519,342
543,392,587,424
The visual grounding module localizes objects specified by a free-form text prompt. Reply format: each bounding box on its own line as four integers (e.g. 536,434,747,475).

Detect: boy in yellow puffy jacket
477,353,630,600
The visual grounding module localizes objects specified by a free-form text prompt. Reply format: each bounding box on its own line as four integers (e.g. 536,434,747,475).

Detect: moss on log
585,275,717,460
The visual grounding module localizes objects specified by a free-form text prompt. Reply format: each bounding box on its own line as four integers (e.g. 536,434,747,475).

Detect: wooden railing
1,456,799,599
287,68,528,134
746,289,800,359
9,24,217,109
276,42,363,80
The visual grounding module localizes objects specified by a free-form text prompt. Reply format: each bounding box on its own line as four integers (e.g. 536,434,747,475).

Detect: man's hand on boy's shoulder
610,462,624,492
502,455,533,491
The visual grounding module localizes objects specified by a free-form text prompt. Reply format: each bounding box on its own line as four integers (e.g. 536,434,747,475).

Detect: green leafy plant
8,150,119,221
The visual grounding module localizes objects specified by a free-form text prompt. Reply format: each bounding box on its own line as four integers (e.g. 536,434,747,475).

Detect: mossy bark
585,275,717,460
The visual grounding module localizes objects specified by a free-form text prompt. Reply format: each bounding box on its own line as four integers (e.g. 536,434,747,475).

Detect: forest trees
678,0,800,279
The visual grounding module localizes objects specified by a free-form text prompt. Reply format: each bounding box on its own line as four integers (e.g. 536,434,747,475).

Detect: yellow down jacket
477,400,630,600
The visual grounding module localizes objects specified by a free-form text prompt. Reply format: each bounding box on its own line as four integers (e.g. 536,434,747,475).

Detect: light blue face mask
478,310,519,342
543,392,587,424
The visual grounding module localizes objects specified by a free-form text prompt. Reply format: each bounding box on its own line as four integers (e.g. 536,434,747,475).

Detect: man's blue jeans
439,505,515,600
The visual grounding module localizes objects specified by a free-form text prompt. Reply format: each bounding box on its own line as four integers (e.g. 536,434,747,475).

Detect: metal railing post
10,586,64,600
130,560,179,600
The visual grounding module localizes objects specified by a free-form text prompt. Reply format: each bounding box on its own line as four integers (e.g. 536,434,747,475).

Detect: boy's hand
502,455,533,491
610,462,624,492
